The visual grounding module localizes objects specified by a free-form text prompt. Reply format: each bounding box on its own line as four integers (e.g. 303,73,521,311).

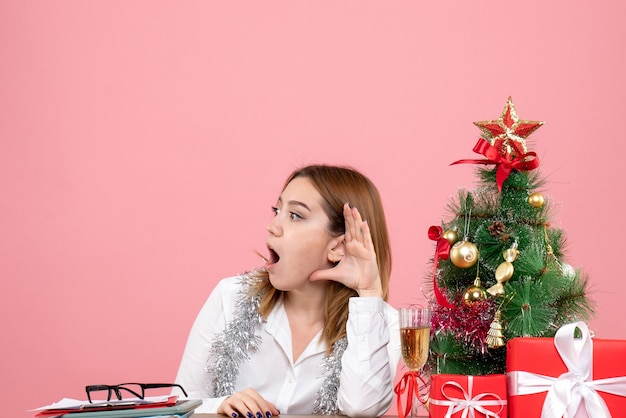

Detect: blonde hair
250,164,392,353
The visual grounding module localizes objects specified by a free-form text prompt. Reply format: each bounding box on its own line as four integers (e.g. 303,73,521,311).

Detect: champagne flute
399,307,431,418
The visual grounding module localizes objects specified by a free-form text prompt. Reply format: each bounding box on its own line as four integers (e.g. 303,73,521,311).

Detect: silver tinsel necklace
206,273,348,415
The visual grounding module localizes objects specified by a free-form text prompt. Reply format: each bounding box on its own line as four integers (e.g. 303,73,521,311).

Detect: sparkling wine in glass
399,307,431,417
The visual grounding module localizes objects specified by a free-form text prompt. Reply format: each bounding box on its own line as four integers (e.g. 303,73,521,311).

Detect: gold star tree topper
473,97,544,158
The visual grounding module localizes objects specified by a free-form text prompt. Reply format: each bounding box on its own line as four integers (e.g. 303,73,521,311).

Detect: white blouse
174,276,401,416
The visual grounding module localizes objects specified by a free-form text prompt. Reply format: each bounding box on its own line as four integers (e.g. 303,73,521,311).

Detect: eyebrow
278,197,312,212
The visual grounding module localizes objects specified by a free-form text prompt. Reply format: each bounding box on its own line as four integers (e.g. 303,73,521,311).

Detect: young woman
174,164,400,417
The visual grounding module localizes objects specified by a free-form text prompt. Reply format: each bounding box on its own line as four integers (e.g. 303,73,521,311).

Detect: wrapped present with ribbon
507,321,626,417
429,374,508,418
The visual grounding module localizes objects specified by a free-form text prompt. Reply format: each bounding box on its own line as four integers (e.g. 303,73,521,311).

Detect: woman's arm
337,299,401,417
308,203,400,416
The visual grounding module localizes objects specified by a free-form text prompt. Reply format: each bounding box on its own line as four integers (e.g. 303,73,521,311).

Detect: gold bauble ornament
463,278,488,305
443,229,459,245
528,192,545,208
450,240,479,268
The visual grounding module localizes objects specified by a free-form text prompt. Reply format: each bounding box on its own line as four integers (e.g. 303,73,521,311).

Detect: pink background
2,2,625,417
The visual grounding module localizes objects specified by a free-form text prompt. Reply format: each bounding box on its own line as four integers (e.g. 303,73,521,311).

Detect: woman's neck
284,283,326,319
283,281,327,362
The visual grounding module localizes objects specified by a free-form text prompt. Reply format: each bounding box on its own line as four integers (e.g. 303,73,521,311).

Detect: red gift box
506,321,626,417
429,374,508,418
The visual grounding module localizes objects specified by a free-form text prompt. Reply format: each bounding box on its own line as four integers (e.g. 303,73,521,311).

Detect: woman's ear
327,235,345,263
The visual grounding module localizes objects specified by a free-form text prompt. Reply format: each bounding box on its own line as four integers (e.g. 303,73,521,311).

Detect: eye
289,212,303,221
271,206,280,216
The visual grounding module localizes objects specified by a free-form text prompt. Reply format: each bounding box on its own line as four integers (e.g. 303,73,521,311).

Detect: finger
252,395,279,417
221,392,263,418
343,203,356,242
343,203,353,242
218,397,244,418
361,219,374,251
240,389,279,418
218,401,238,418
310,265,340,283
346,204,367,244
350,206,366,243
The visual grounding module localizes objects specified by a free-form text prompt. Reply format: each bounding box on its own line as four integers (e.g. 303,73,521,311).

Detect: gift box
429,374,508,418
506,321,626,418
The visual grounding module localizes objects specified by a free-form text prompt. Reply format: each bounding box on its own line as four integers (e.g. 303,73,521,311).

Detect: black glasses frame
85,382,188,403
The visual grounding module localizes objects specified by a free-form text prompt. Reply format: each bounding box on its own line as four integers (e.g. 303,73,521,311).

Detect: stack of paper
31,397,202,418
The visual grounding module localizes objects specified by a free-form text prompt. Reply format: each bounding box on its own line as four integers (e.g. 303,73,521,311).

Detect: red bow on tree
450,138,540,191
428,226,455,309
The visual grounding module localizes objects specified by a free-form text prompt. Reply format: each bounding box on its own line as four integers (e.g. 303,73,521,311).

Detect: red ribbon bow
394,371,429,418
450,138,540,191
428,226,455,309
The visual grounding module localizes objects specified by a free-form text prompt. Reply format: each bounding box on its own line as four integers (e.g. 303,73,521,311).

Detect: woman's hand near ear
310,203,383,298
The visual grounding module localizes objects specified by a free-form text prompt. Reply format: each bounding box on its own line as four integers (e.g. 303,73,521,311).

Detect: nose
266,216,282,236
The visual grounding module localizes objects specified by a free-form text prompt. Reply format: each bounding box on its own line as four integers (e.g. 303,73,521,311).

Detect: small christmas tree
426,97,595,376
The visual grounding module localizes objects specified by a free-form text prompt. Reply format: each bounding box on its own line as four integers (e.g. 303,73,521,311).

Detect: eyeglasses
85,383,188,403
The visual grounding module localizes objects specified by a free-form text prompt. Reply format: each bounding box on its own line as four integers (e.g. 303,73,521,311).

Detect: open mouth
267,247,280,265
256,247,280,267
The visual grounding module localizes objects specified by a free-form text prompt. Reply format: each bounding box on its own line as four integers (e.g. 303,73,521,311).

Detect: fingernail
247,413,253,418
265,412,272,418
232,414,238,418
256,413,263,418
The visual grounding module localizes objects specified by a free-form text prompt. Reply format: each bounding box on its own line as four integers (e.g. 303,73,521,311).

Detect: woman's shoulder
209,272,269,321
214,271,261,291
214,275,244,290
199,273,260,319
210,271,265,301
